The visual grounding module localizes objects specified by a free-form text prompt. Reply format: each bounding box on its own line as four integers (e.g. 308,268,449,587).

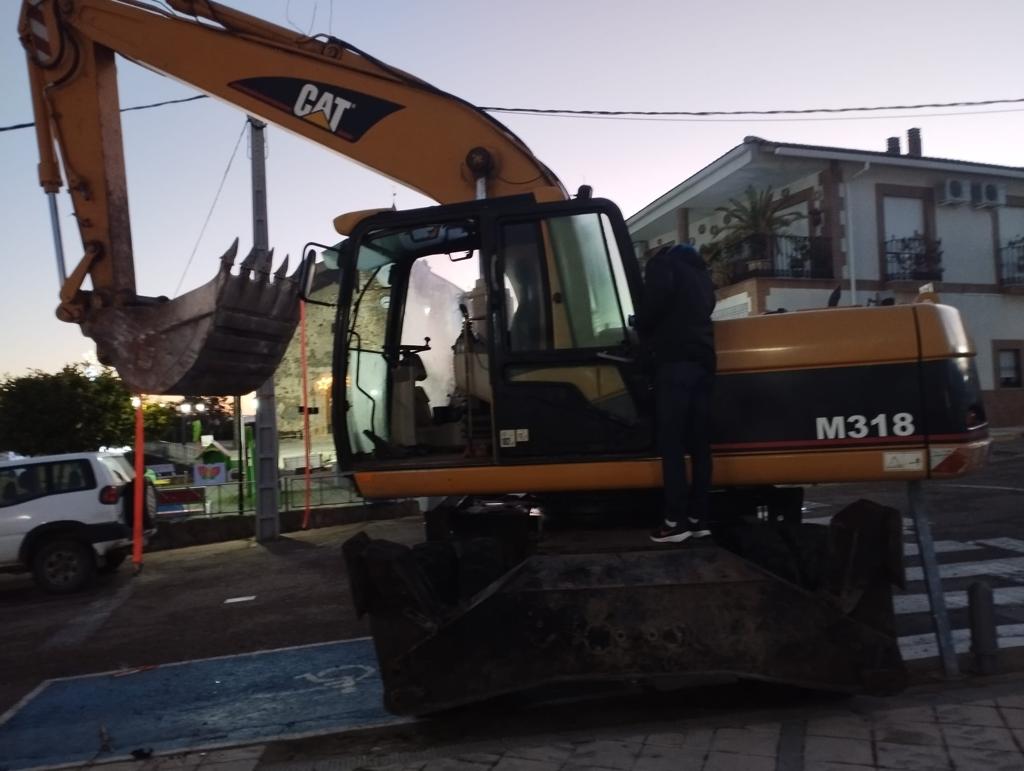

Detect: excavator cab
334,195,654,473
332,196,990,499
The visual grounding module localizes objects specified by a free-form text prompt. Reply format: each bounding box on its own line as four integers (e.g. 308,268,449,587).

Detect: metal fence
883,237,943,281
723,235,833,281
155,471,361,520
1000,241,1024,286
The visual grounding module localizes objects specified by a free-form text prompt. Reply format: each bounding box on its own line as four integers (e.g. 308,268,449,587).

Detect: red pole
132,397,145,571
300,299,312,529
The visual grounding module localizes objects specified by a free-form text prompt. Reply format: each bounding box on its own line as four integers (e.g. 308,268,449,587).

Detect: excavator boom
19,0,564,394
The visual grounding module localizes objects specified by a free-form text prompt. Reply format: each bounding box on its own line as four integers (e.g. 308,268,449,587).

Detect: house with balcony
627,130,1024,426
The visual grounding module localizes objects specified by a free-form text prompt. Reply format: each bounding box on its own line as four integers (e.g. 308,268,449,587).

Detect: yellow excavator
22,0,990,715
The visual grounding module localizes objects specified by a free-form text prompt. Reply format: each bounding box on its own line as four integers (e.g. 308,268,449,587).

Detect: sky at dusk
2,0,1023,380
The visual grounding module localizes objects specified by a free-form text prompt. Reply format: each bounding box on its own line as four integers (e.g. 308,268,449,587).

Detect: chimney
886,137,901,155
907,128,922,157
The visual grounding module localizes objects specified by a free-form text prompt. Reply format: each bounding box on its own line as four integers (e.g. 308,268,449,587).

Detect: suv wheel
32,539,97,593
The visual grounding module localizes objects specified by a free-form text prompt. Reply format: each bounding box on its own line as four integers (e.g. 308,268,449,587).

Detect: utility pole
250,117,281,542
234,393,244,516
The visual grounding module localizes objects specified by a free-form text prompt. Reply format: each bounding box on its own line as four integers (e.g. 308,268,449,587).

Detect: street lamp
178,402,192,445
178,400,208,445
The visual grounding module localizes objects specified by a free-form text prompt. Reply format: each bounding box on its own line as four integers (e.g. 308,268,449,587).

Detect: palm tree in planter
714,186,806,276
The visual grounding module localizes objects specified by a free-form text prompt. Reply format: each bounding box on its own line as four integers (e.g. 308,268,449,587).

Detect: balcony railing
883,237,943,282
722,235,833,282
1000,241,1024,286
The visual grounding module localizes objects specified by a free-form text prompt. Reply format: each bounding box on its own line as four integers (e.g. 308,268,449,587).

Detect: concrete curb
146,500,420,552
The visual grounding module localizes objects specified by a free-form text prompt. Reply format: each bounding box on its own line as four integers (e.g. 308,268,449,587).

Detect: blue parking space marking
0,638,407,770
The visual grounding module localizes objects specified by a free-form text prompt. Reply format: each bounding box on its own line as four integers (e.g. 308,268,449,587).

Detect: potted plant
788,240,811,277
912,239,943,280
714,186,806,276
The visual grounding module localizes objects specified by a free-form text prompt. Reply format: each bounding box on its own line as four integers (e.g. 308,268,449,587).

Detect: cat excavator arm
19,0,564,394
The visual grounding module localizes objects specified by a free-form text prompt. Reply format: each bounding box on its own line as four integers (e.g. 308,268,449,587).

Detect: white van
0,452,155,592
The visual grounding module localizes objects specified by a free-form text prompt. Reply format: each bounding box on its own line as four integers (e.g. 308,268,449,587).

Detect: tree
714,186,806,266
177,396,235,441
715,186,806,243
142,401,179,442
196,396,235,440
0,365,134,455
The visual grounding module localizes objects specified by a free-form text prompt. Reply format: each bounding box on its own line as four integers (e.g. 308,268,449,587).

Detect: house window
999,349,1022,388
876,185,940,282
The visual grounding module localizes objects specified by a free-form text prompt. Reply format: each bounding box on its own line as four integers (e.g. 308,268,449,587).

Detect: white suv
0,452,155,593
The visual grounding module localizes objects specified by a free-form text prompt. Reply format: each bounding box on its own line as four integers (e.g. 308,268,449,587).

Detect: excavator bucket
81,241,302,395
343,499,907,716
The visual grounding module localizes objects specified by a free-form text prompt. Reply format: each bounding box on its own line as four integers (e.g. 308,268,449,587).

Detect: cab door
487,200,654,460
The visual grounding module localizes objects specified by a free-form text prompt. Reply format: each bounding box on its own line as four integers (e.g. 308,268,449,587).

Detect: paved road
0,517,421,716
0,438,1021,759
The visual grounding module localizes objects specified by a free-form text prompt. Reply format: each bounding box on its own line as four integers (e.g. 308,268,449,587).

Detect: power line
480,96,1024,117
0,94,208,133
173,120,247,296
0,120,34,132
119,94,206,114
516,106,1024,124
4,94,1024,134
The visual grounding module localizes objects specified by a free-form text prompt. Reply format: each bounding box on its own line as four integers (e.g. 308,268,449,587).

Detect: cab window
500,211,634,352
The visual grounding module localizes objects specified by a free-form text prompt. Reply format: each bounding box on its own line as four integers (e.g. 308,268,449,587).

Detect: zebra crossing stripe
899,623,1024,661
974,538,1024,554
895,586,1024,615
904,556,1024,583
903,540,983,556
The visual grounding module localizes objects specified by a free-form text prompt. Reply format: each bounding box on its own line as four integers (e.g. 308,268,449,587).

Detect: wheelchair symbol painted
294,664,375,695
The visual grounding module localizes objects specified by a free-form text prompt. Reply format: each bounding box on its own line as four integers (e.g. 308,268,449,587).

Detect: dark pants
655,360,714,526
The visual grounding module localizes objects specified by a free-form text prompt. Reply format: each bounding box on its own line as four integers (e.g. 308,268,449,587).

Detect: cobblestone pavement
74,675,1024,771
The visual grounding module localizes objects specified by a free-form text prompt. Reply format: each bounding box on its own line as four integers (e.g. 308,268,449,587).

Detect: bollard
968,581,998,675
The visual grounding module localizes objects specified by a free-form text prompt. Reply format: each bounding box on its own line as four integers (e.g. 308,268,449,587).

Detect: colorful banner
192,462,227,486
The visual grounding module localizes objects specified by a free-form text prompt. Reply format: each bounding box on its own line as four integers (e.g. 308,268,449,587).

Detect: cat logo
292,83,355,134
229,77,404,143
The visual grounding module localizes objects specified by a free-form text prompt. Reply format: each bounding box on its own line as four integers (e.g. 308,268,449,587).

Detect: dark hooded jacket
635,244,717,372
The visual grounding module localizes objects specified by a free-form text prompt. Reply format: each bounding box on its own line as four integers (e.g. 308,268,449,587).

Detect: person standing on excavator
637,243,717,543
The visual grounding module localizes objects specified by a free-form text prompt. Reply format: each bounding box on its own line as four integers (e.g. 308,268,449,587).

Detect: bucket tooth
274,254,290,281
253,248,274,280
218,238,240,272
238,246,260,275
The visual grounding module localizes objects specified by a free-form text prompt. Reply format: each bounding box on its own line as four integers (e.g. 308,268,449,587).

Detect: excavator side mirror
300,249,318,300
297,242,342,306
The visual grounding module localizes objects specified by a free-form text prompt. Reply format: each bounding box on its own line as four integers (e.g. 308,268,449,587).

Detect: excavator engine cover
344,499,907,716
81,240,301,395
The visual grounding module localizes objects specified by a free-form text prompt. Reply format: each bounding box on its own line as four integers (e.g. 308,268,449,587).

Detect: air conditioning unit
936,178,971,205
971,181,1008,208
